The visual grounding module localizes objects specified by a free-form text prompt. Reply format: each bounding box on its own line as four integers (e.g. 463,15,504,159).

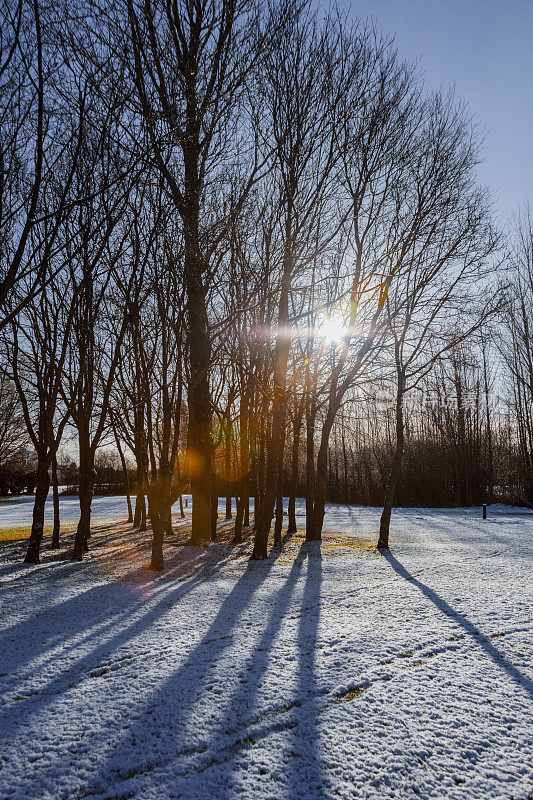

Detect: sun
320,315,347,343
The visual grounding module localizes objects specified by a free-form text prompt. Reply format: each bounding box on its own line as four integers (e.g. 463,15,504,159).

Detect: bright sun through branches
320,315,348,343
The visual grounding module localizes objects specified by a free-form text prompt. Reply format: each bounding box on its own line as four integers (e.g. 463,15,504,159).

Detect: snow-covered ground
0,503,531,800
0,493,195,529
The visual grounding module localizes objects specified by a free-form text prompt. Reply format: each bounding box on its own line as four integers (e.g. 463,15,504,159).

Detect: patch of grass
90,667,110,678
335,685,367,703
323,534,377,553
277,700,301,714
0,525,51,542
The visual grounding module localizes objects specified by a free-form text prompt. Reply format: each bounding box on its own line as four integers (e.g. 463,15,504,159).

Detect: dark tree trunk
251,216,293,559
210,482,218,541
147,490,164,571
72,438,94,560
225,422,232,518
273,455,284,546
341,422,349,502
24,462,50,563
273,422,286,545
244,473,250,528
288,410,302,533
51,454,60,549
309,416,334,541
233,482,244,544
125,486,133,525
254,425,266,531
378,379,405,549
112,413,133,523
305,398,316,541
249,444,259,530
183,155,212,545
134,490,147,530
165,503,173,536
73,482,93,560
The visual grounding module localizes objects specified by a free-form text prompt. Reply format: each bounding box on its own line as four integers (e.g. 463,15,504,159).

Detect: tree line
0,0,530,569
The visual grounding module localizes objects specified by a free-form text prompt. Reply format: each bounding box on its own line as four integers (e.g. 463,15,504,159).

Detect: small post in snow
482,503,487,520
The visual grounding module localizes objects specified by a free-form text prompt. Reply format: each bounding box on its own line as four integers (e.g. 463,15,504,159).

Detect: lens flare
320,316,347,342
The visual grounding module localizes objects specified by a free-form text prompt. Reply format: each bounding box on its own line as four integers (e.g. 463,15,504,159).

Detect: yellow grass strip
0,525,51,542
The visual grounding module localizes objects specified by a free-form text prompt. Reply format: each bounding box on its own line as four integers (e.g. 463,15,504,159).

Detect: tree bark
378,378,405,549
244,473,250,528
233,480,245,544
72,433,94,560
305,392,316,541
273,454,284,546
134,489,146,530
24,461,50,563
309,413,335,541
251,284,292,556
273,421,286,545
288,408,302,533
51,454,60,548
147,489,164,571
210,481,218,541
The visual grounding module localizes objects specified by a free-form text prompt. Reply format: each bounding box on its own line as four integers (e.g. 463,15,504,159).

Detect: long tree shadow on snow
0,539,253,746
289,541,324,799
381,549,533,701
76,533,298,798
204,541,325,800
0,536,243,676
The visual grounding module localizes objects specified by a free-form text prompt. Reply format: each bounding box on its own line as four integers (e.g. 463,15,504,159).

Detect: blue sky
339,0,532,223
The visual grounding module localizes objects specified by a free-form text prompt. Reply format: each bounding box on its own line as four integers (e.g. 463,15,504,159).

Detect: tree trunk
273,455,284,546
305,397,316,541
134,489,147,530
73,481,93,560
309,416,334,541
112,414,133,523
244,473,250,528
378,380,405,549
125,486,133,525
273,421,286,545
164,502,173,536
210,482,218,541
233,480,245,544
251,213,293,559
24,461,50,563
225,421,232,518
147,490,164,571
183,146,212,545
51,454,60,549
72,439,94,560
288,410,302,533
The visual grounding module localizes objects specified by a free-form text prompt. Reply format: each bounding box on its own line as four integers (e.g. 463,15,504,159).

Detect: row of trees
0,0,529,569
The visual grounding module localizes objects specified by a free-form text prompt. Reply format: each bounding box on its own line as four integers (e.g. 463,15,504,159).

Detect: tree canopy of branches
3,0,527,572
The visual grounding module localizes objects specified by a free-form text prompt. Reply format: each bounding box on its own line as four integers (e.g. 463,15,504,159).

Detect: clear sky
339,0,532,223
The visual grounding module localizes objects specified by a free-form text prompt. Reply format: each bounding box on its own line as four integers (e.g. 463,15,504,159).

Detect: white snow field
0,502,532,800
0,493,196,529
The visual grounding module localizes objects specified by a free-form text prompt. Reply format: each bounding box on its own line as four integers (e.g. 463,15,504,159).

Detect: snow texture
0,493,195,529
0,501,532,800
